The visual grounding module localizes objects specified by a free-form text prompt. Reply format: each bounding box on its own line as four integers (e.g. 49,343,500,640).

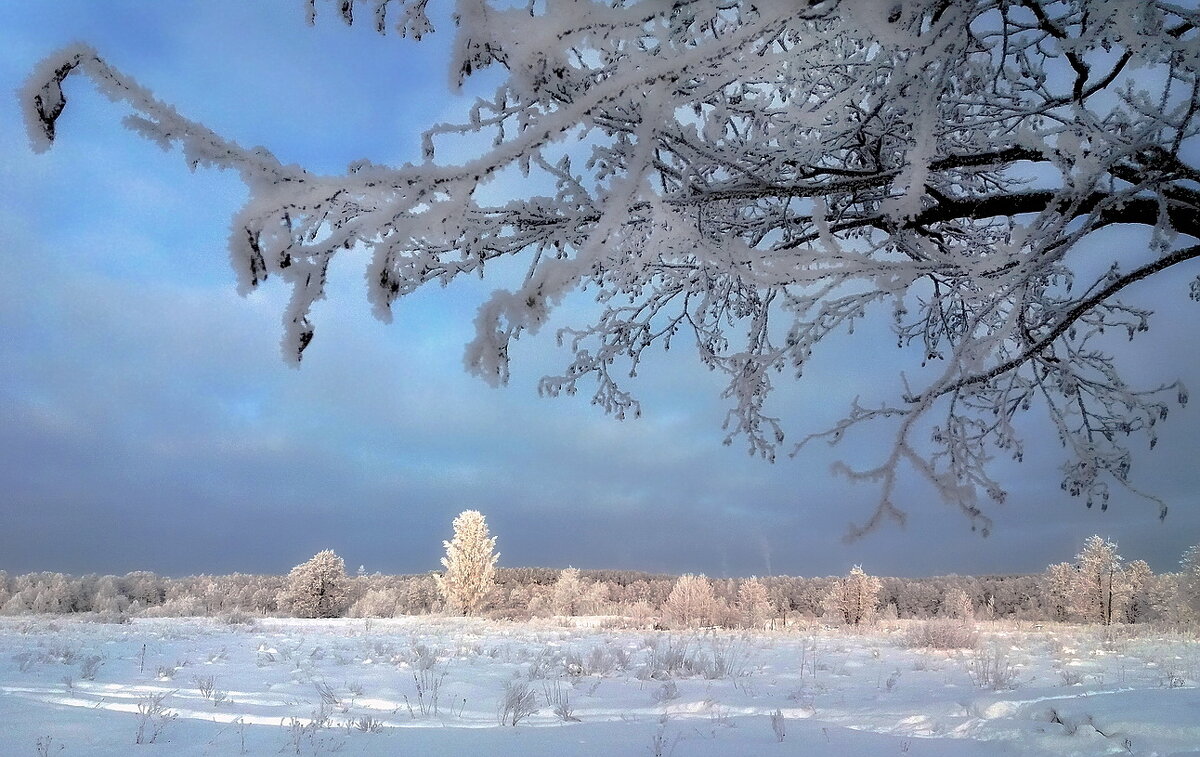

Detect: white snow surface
0,616,1197,755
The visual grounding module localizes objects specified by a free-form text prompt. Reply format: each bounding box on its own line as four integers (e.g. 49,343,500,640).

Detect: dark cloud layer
2,2,1198,580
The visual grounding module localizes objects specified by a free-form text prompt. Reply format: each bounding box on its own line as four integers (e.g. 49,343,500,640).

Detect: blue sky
2,1,1198,579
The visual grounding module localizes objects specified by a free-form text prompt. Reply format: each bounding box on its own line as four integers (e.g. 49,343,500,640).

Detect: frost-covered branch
23,0,1200,535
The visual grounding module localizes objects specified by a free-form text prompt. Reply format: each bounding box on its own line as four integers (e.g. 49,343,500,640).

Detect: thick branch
669,147,1046,205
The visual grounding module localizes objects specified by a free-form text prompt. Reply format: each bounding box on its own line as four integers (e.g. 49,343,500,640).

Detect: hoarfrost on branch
23,0,1200,535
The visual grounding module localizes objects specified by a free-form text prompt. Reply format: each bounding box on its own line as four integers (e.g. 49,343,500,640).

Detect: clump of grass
404,665,446,718
352,715,384,733
281,705,344,755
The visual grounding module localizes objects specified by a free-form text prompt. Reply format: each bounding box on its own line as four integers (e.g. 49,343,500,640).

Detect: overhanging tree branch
21,0,1200,536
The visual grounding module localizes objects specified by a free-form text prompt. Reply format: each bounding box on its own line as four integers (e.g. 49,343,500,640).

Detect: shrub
966,645,1017,690
497,680,538,726
904,620,979,650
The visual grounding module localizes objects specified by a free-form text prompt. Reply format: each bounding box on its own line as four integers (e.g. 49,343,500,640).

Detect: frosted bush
496,680,538,726
352,715,384,733
705,635,750,680
134,692,177,745
639,636,700,680
79,655,103,681
904,620,979,650
650,680,680,704
966,645,1018,690
542,680,580,722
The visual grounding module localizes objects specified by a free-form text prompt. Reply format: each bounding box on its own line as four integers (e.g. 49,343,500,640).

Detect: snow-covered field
1,616,1198,756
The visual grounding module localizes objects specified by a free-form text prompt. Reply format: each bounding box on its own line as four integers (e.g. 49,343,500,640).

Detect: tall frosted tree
737,577,774,630
436,510,499,616
941,587,974,621
824,566,882,626
281,549,350,619
1043,562,1076,622
662,574,719,629
1177,544,1200,621
1071,535,1125,624
550,567,585,616
1122,559,1154,624
1059,535,1155,624
23,1,1200,534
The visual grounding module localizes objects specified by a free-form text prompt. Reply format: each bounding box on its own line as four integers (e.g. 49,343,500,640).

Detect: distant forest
2,538,1196,628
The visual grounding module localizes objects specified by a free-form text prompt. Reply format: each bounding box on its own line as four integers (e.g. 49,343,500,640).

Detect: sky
2,1,1199,580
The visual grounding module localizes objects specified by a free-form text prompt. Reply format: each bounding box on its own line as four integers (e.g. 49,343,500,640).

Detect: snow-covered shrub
526,647,563,680
704,635,750,680
966,645,1017,690
904,620,979,650
542,680,579,722
140,594,205,618
487,604,534,622
352,715,383,733
609,601,656,629
281,705,343,754
134,692,177,744
639,636,702,680
637,634,746,680
348,588,398,619
280,550,350,619
497,680,538,726
218,609,256,626
313,680,346,712
79,655,103,681
563,643,628,676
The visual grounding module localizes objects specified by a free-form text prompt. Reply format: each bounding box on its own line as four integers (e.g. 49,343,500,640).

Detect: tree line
2,513,1197,629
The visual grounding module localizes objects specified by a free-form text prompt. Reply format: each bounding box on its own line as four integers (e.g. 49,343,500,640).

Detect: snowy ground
1,616,1198,756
